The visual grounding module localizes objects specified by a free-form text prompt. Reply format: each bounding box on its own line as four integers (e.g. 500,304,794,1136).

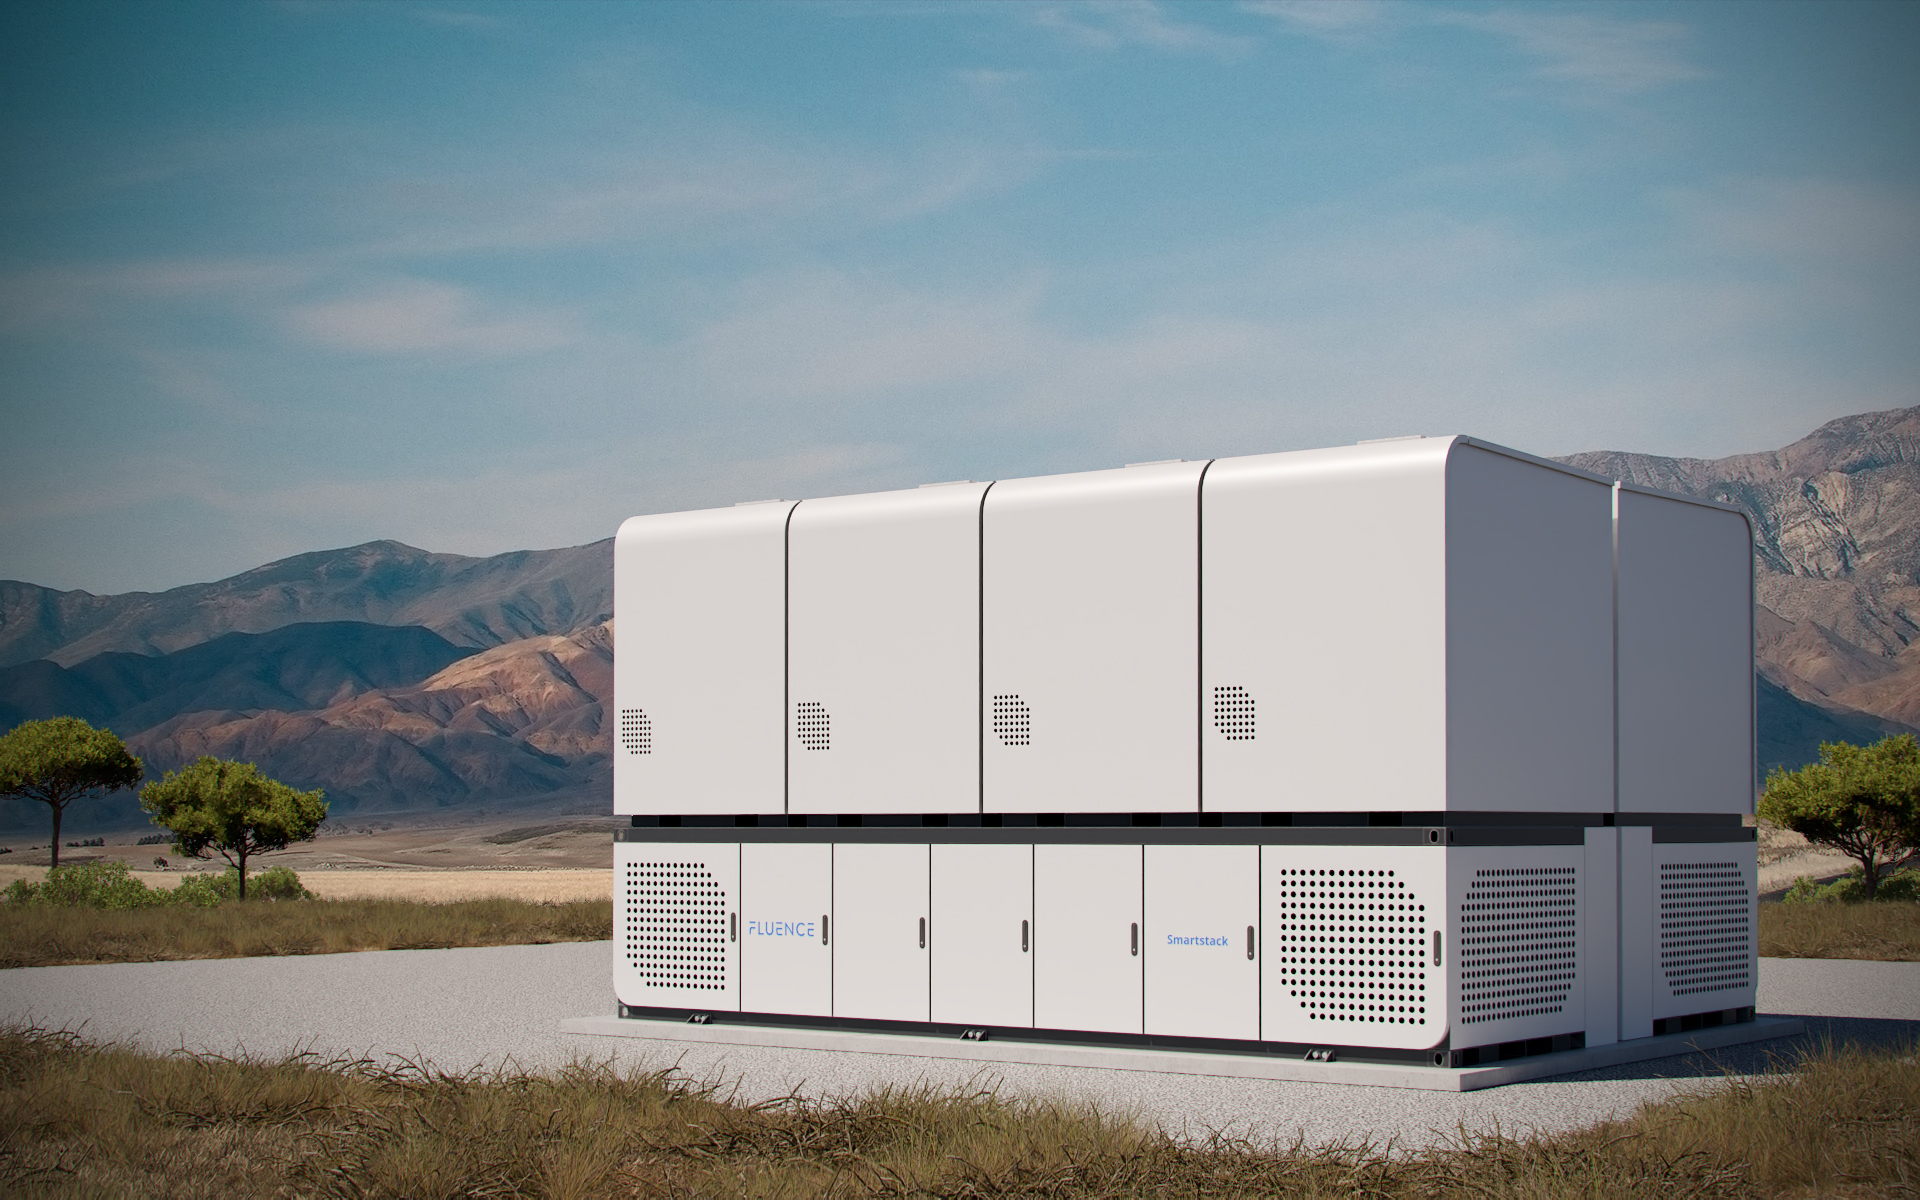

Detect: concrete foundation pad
560,1014,1806,1092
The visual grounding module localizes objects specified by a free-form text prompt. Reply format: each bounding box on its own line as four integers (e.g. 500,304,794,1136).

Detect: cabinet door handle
1021,919,1029,953
1130,922,1139,956
822,915,829,945
730,912,737,942
1246,925,1256,961
919,917,926,949
1432,930,1442,966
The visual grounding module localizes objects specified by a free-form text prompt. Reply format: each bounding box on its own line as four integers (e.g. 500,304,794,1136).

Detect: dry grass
2,1024,1915,1199
0,896,612,970
1758,900,1920,961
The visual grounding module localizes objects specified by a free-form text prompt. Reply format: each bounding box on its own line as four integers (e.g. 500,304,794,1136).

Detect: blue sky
2,0,1916,593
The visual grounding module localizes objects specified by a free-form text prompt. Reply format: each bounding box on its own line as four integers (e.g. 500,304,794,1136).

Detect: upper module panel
614,502,793,816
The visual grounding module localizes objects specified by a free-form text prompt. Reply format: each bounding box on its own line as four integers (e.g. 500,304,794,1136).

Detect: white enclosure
610,431,1758,1068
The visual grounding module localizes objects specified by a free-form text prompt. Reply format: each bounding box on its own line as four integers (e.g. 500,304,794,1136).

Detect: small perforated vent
1273,868,1429,1026
1213,685,1255,740
618,707,651,755
992,695,1031,746
623,860,728,990
1460,867,1576,1025
1660,862,1751,997
795,702,830,751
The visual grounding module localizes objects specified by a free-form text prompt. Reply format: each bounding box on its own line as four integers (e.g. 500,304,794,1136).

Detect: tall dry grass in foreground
2,1024,1915,1198
1757,900,1920,961
0,896,612,969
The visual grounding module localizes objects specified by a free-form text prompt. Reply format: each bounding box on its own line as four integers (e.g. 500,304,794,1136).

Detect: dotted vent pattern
1460,867,1577,1025
623,861,728,991
992,695,1031,746
1660,862,1752,998
1273,868,1429,1026
795,702,830,751
1213,686,1255,740
618,707,651,755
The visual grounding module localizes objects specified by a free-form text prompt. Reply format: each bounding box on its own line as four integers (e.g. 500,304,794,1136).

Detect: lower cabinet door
614,841,740,1014
1034,844,1143,1035
832,842,931,1022
740,842,833,1017
931,843,1033,1028
1143,844,1259,1040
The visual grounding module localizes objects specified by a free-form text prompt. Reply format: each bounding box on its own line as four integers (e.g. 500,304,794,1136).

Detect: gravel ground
3,945,1915,1149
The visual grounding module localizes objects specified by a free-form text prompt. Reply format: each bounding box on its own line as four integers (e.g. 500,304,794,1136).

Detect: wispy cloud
1030,1,1253,58
1240,0,1393,40
1439,8,1707,95
285,280,575,356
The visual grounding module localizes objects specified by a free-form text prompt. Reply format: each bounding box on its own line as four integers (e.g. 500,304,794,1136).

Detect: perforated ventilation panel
795,702,830,751
1659,861,1752,998
1272,867,1429,1028
1459,866,1577,1026
618,707,651,755
622,860,729,991
992,695,1031,746
1213,686,1255,740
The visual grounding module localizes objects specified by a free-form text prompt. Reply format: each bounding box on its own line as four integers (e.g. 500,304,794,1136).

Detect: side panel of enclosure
788,485,989,815
982,462,1207,814
614,841,740,1013
832,843,931,1022
740,842,833,1018
1444,844,1587,1048
614,505,793,816
1650,841,1757,1021
930,843,1033,1028
1034,844,1144,1035
1201,441,1451,813
1143,845,1260,1040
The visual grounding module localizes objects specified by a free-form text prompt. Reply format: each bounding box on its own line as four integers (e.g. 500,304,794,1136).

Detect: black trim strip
619,824,1587,847
613,1004,1451,1067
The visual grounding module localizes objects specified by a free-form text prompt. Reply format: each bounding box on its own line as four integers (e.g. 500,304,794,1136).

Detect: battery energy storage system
610,436,1757,1068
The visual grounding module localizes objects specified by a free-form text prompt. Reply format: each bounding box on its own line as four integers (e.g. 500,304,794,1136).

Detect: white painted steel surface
1201,440,1451,813
1619,827,1655,1040
740,843,833,1017
1445,844,1586,1047
982,461,1208,814
1617,487,1756,815
1143,845,1260,1040
614,503,793,815
1582,828,1621,1047
1651,842,1758,1021
614,842,740,1013
1444,446,1614,813
788,484,990,815
1034,844,1144,1034
832,843,931,1022
1259,846,1446,1051
931,843,1033,1027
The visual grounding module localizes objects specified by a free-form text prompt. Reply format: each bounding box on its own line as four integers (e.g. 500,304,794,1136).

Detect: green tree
139,757,327,900
0,717,143,870
1760,735,1920,899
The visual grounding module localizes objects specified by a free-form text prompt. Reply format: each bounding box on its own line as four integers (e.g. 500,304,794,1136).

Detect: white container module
610,434,1759,1069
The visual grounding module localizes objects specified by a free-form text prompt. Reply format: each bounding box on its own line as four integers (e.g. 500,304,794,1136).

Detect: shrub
1783,867,1920,904
2,860,166,910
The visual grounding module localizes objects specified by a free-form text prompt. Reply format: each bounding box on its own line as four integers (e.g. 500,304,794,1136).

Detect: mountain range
5,408,1919,829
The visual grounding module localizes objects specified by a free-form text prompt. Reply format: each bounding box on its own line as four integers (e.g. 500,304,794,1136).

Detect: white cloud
1030,1,1253,58
1436,8,1707,95
284,280,575,356
1240,0,1393,40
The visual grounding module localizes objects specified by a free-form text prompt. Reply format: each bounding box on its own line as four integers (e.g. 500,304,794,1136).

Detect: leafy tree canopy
140,757,326,901
1760,735,1920,899
0,717,143,869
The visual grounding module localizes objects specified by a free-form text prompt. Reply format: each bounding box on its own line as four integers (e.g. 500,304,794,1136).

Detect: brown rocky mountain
0,538,611,668
1560,404,1920,771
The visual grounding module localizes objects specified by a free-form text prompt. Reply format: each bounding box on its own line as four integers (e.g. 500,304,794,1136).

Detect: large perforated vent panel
1261,846,1446,1050
613,842,738,1011
1651,845,1756,1019
1443,846,1585,1045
